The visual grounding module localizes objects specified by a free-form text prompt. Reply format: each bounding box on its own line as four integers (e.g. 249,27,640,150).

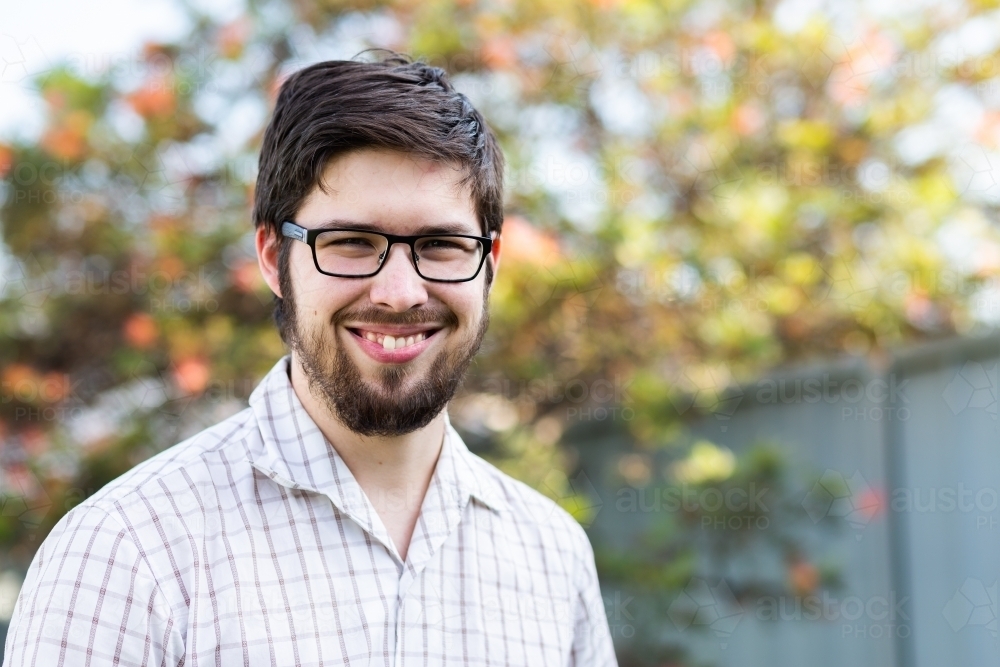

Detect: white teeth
360,329,431,350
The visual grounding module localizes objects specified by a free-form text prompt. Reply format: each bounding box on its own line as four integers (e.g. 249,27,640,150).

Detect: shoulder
81,406,260,517
37,406,264,575
466,452,595,560
25,407,264,617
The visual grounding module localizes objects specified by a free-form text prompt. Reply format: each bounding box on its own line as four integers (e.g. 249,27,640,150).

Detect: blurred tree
4,0,1000,662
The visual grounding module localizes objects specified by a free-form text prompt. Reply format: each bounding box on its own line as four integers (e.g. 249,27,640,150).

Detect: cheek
294,274,373,319
444,290,485,326
295,277,325,303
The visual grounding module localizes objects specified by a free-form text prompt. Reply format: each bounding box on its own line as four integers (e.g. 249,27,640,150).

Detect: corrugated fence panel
892,346,1000,667
688,371,898,667
572,361,898,666
570,337,1000,666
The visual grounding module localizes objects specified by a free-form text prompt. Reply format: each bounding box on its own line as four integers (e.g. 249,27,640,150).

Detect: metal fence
572,333,1000,666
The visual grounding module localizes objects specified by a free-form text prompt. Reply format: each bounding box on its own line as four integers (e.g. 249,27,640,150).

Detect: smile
353,328,434,350
346,327,443,363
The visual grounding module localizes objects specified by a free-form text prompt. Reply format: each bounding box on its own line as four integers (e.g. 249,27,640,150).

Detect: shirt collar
245,355,508,519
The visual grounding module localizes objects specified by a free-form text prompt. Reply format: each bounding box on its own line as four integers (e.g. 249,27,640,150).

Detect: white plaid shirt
4,355,618,666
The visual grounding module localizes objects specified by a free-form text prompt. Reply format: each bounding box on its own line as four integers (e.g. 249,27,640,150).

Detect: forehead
297,148,479,234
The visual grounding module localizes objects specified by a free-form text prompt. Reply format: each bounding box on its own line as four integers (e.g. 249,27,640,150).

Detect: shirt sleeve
3,503,184,667
568,532,619,667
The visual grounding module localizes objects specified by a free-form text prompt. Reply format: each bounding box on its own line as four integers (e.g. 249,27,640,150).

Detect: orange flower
482,37,518,70
4,464,42,500
856,487,885,521
501,216,561,267
231,260,262,293
217,18,251,59
124,313,159,349
788,560,819,595
704,30,736,64
22,427,50,456
2,364,40,398
127,77,176,118
827,30,896,108
43,89,68,111
149,214,178,232
268,74,288,103
40,372,71,403
0,144,13,178
154,255,186,280
173,358,210,394
732,103,765,136
40,110,93,161
975,111,1000,147
40,126,86,161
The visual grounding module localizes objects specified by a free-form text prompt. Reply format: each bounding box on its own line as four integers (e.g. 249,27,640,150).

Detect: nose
368,242,429,311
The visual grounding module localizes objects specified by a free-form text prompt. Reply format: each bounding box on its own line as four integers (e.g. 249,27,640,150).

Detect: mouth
345,326,444,363
347,326,442,350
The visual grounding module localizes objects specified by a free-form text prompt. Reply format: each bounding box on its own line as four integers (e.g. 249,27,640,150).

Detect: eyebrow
313,219,481,236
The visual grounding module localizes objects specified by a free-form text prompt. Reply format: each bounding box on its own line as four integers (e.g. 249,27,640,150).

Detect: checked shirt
4,355,618,666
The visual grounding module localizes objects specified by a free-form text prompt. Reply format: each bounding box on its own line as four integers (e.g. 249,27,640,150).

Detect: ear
487,231,501,291
256,224,283,298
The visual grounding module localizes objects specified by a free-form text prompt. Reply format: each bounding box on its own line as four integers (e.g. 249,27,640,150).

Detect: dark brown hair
254,51,503,234
253,51,505,339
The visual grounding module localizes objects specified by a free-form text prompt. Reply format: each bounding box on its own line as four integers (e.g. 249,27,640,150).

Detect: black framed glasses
280,221,493,283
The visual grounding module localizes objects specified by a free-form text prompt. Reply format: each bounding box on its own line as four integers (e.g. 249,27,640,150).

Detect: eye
315,232,382,252
332,237,374,247
424,239,464,249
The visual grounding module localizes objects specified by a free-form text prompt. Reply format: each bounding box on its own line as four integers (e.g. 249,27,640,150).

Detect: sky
0,0,242,140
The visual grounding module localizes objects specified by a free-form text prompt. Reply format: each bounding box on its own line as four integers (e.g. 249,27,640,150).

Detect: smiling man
3,53,618,666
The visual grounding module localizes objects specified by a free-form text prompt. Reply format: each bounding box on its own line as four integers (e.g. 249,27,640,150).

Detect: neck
287,354,445,509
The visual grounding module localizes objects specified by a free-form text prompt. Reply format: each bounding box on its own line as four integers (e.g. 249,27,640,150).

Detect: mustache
333,304,460,328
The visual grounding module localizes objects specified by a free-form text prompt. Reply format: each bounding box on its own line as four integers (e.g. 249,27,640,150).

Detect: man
3,53,618,666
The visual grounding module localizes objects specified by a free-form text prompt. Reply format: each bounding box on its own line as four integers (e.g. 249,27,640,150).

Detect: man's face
269,148,499,437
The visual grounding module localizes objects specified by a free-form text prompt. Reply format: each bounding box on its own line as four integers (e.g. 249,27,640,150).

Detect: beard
279,277,490,437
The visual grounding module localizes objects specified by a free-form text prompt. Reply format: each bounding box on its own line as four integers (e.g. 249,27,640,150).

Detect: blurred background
3,0,1000,664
